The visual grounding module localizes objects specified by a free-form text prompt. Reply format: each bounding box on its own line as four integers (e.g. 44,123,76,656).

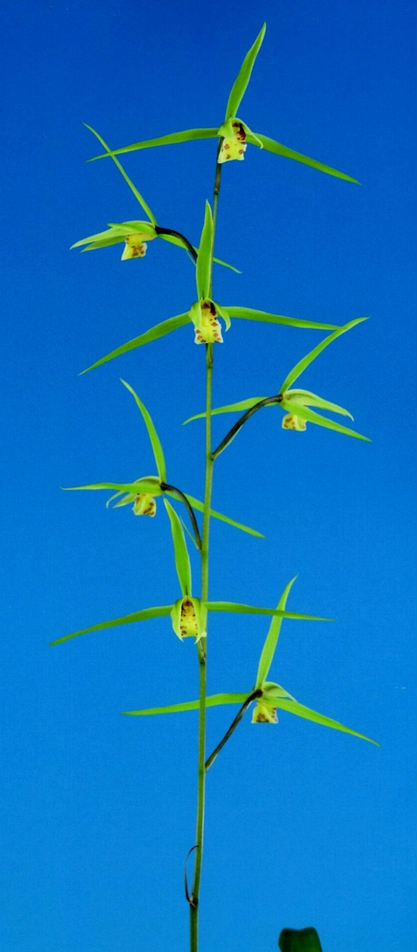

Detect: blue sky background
1,1,416,950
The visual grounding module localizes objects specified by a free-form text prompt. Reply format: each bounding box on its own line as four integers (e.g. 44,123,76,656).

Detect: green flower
86,24,358,185
124,578,378,759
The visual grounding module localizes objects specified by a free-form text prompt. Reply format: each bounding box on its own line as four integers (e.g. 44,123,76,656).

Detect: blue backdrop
1,1,416,950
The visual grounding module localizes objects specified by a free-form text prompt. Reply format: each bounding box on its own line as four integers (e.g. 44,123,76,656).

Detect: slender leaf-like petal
50,605,173,646
280,318,368,393
206,601,331,622
80,313,190,374
84,124,157,223
183,397,266,425
88,128,219,161
225,23,266,120
285,389,353,419
196,201,213,300
159,235,240,273
62,478,162,495
225,306,340,330
164,499,192,597
246,132,360,184
184,493,264,538
275,698,379,745
280,401,370,441
124,693,251,715
120,380,167,482
81,237,130,252
255,578,297,686
71,225,133,250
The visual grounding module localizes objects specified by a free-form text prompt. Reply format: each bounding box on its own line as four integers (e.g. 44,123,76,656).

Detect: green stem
190,150,222,952
190,344,213,952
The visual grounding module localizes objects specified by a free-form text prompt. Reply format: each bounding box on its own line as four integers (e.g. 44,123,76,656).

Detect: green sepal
280,318,368,393
188,301,202,332
79,313,190,374
88,128,219,161
224,23,266,120
62,477,163,495
206,601,332,622
183,493,264,538
284,388,353,419
84,124,157,223
183,396,266,425
226,306,340,331
164,499,192,597
214,302,231,331
196,201,213,300
275,697,379,745
255,577,297,687
124,692,251,716
246,131,360,184
280,400,370,441
120,380,167,482
50,605,173,646
262,681,296,701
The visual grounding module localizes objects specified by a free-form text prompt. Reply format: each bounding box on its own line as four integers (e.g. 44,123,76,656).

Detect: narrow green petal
81,237,128,252
84,124,157,223
280,318,368,393
196,201,213,300
212,255,241,274
124,692,250,715
225,23,266,120
255,578,297,687
87,128,219,161
50,605,173,646
71,226,129,249
184,493,264,538
226,306,340,331
183,397,266,425
62,478,162,495
247,132,360,184
79,313,190,374
280,401,370,441
285,388,353,419
275,698,379,745
164,499,192,597
120,380,167,482
206,602,331,622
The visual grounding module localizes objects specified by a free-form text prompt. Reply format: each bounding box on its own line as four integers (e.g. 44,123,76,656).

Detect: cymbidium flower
121,579,378,759
170,597,207,643
87,25,358,185
278,388,353,433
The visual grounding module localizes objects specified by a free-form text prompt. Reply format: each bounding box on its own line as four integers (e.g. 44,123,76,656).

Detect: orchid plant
57,23,377,952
